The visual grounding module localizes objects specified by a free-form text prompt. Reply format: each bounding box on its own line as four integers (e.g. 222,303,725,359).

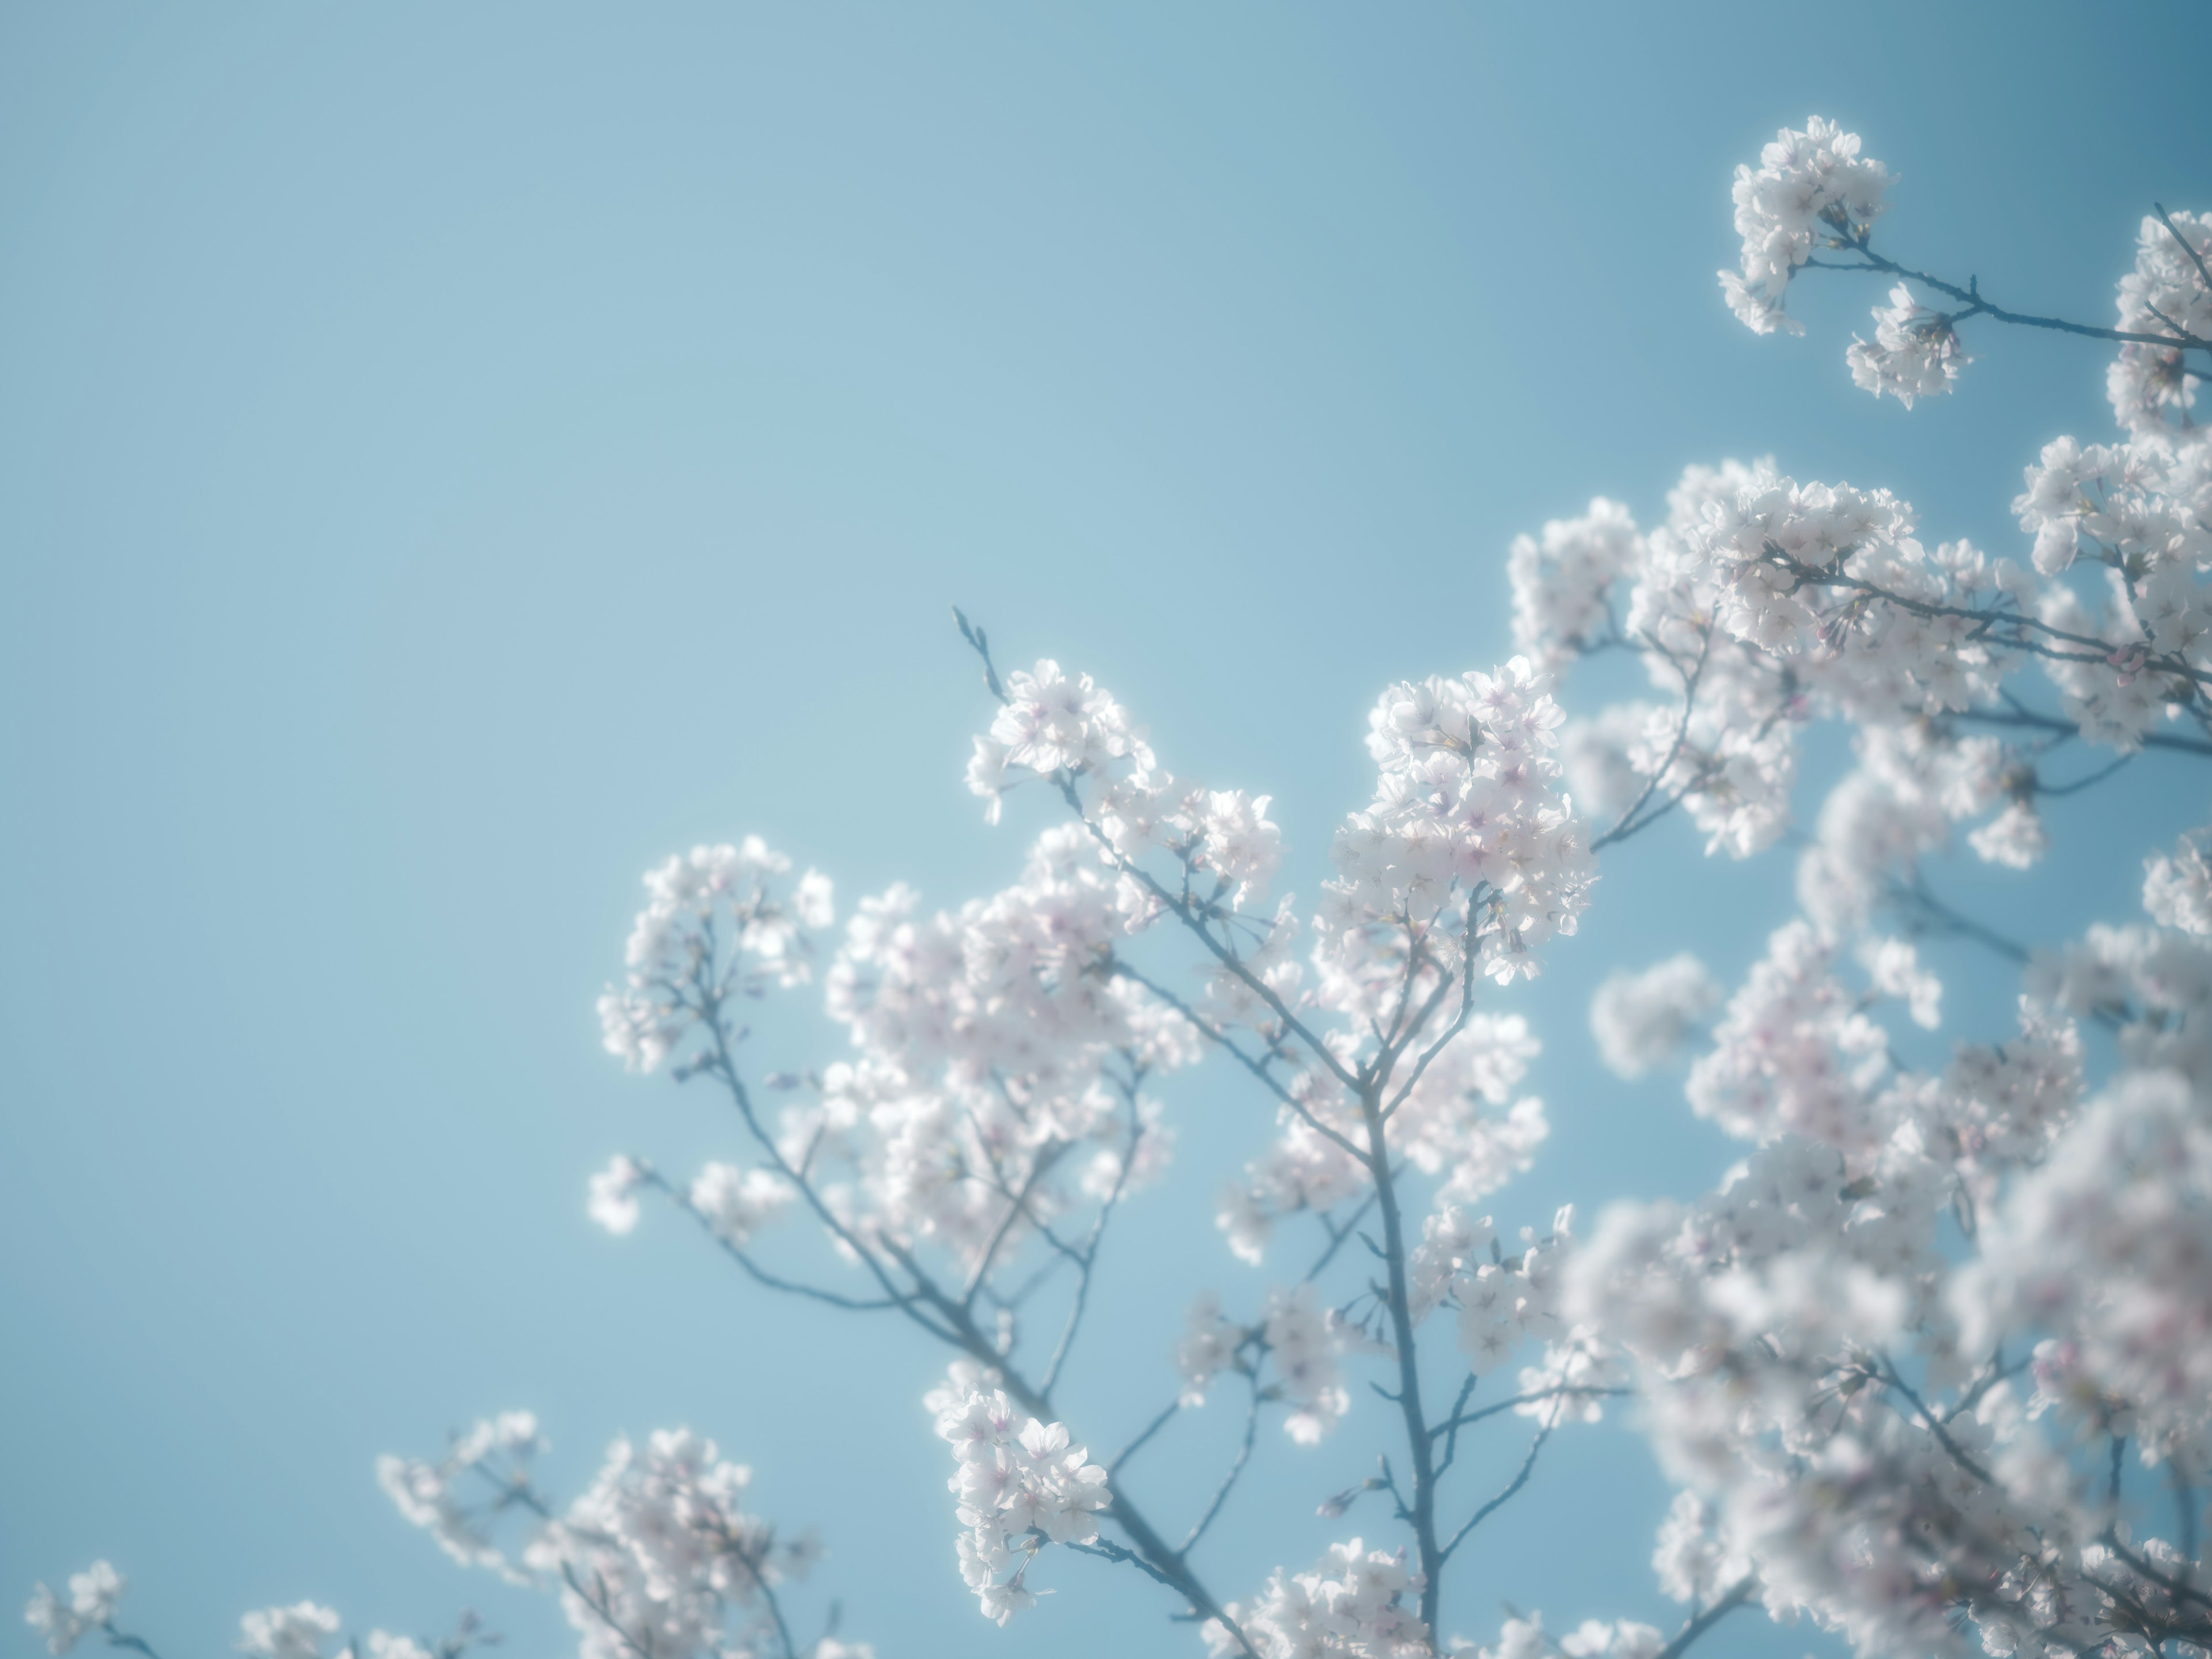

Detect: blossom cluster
377,1413,858,1659
1589,954,1722,1079
1404,1204,1586,1386
1171,1285,1357,1444
26,1566,453,1659
594,820,1196,1285
1718,117,1890,335
1327,658,1593,993
1563,906,2212,1659
23,1563,123,1657
1471,1612,1666,1659
1846,283,1971,408
1218,1015,1546,1266
1202,1539,1430,1659
597,838,834,1073
933,1386,1111,1625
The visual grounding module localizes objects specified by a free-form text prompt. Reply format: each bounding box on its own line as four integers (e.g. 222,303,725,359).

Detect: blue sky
4,5,2210,1657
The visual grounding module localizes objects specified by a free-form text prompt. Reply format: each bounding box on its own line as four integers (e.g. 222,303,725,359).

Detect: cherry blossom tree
29,118,2212,1659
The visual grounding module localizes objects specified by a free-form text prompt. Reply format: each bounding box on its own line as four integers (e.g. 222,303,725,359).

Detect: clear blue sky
4,6,2209,1657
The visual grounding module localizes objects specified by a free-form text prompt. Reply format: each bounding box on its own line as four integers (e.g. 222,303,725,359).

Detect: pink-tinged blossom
933,1388,1109,1625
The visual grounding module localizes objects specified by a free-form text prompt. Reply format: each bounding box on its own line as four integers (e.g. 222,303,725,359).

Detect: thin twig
1653,1581,1756,1659
1179,1373,1262,1556
1440,1416,1556,1560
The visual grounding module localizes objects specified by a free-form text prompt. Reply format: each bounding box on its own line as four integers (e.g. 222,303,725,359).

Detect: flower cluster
2146,827,2212,934
240,1604,344,1659
1326,658,1593,993
1472,1613,1666,1659
1589,954,1722,1079
22,1563,122,1657
2109,209,2211,431
26,1568,463,1659
377,1409,543,1578
1218,1016,1546,1265
1563,897,2212,1659
933,1387,1111,1624
1406,1203,1586,1384
1846,283,1969,408
1718,117,1891,335
597,838,834,1073
1508,499,1643,668
1203,1540,1430,1659
379,1414,853,1659
530,1430,822,1659
798,823,1192,1268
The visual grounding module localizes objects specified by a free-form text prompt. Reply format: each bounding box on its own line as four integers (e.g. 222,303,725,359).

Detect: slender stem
1043,1099,1147,1393
1879,1358,1997,1487
1109,1399,1183,1476
1440,1413,1555,1560
1304,1191,1380,1283
1954,706,2212,758
698,996,1255,1654
1355,1080,1444,1630
1653,1581,1756,1659
1065,781,1363,1097
560,1565,660,1659
2154,203,2212,298
1767,544,2212,693
646,1172,901,1312
1805,240,2212,354
1432,1374,1479,1482
1108,957,1369,1162
1179,1373,1262,1555
1594,630,1713,853
1381,889,1488,1121
1429,1385,1631,1441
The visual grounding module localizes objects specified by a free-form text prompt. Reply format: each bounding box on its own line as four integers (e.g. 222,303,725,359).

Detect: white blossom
1590,955,1722,1078
23,1563,124,1657
2145,829,2212,934
934,1389,1111,1625
238,1603,340,1659
1203,1539,1429,1659
1718,118,1891,336
1846,284,1969,407
586,1154,645,1235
